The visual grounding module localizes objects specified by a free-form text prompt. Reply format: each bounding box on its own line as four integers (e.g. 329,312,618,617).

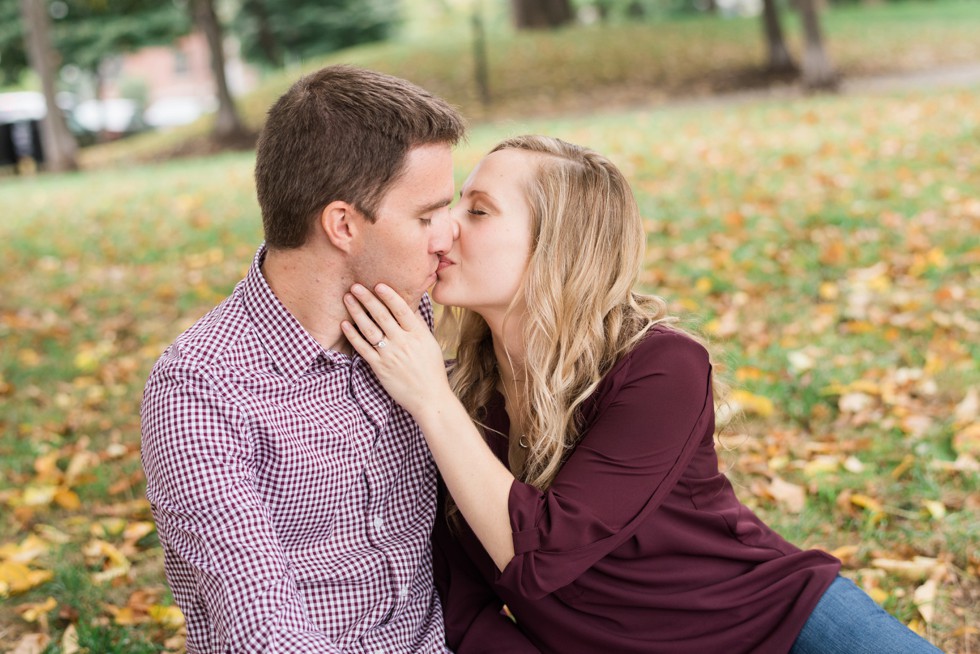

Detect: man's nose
431,208,458,253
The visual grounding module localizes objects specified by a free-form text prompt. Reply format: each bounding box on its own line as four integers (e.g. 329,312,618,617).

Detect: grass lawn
2,31,979,654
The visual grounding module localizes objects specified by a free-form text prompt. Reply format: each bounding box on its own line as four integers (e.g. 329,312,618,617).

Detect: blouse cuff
508,480,544,555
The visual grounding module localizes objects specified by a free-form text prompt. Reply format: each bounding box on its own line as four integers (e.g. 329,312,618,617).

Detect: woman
341,136,941,653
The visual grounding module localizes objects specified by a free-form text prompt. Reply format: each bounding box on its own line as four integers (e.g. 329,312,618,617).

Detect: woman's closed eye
467,208,488,216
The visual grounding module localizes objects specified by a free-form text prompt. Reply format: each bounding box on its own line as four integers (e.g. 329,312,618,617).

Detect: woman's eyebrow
461,188,497,205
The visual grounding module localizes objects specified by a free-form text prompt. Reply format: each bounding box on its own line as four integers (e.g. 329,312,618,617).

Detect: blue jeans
790,576,943,653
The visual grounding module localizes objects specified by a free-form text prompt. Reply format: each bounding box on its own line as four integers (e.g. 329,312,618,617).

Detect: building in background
94,32,257,130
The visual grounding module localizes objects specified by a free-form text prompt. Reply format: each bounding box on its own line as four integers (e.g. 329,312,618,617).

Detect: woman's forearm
416,394,516,571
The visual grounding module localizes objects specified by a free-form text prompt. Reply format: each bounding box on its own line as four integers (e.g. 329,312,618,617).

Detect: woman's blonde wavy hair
439,135,685,492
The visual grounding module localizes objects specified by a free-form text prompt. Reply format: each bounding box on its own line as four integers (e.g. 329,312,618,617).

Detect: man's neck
262,245,353,355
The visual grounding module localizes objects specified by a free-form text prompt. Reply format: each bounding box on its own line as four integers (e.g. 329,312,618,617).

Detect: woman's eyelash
467,209,487,216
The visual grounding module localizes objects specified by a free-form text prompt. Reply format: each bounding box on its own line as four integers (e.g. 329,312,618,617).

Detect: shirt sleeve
433,503,541,654
140,356,343,653
496,330,714,600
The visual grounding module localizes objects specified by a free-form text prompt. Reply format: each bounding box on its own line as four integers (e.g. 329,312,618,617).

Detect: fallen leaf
953,423,980,458
8,633,51,654
149,604,186,628
15,596,57,623
768,477,805,513
953,388,979,424
850,494,883,513
61,623,80,654
728,389,775,418
871,556,940,581
913,578,938,623
921,500,946,520
0,561,54,595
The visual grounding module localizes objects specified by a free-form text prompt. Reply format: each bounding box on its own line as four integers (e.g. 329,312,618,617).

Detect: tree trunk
471,6,490,109
761,0,796,73
243,0,282,68
798,0,837,90
191,0,247,141
510,0,574,30
19,0,78,172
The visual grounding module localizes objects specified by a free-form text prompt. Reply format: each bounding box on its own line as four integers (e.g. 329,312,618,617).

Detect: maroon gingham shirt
141,245,449,653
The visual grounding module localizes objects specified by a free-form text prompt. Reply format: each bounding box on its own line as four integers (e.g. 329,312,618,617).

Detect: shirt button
399,585,409,597
373,516,383,529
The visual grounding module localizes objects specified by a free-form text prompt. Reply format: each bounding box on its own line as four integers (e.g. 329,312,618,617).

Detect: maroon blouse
433,327,840,653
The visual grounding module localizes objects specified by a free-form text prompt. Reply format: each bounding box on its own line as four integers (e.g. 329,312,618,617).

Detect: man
141,65,464,652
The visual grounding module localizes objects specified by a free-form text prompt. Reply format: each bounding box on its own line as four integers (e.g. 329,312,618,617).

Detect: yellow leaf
921,500,946,520
0,535,49,564
123,521,156,544
112,606,140,626
64,449,99,486
17,597,57,623
907,618,927,636
891,454,915,480
33,452,62,482
803,455,840,477
33,524,71,545
0,562,52,594
953,423,980,458
850,494,882,513
18,349,42,367
867,587,889,605
53,487,81,510
818,282,839,300
149,604,186,628
729,389,775,418
21,485,58,507
73,347,100,373
87,540,131,583
829,545,859,562
91,518,127,538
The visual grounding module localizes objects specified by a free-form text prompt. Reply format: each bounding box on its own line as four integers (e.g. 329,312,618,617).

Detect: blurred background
1,1,978,653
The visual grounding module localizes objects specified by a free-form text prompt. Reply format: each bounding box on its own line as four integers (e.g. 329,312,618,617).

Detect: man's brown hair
255,65,466,249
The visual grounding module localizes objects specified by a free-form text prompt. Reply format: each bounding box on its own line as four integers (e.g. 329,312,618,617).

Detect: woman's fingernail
376,283,389,293
352,283,365,293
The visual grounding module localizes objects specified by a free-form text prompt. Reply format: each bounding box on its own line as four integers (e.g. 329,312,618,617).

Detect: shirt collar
240,243,434,381
239,244,436,382
240,244,328,382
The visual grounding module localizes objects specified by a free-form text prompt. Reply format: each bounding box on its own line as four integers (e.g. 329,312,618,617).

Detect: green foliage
0,0,26,85
51,0,191,73
233,0,399,68
0,0,191,86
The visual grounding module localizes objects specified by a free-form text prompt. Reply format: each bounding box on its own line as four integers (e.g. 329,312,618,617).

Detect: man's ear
320,201,360,252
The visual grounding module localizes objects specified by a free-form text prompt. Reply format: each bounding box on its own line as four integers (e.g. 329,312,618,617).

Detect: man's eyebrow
417,196,453,213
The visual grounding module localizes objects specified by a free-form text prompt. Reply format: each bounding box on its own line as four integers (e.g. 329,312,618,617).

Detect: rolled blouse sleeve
496,329,714,599
433,503,541,653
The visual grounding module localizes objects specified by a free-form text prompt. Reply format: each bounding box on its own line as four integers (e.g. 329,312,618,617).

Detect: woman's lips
437,255,454,272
